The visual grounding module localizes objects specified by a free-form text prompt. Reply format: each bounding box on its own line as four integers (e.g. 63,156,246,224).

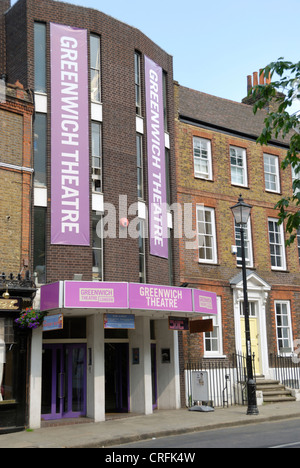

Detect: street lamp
231,195,259,416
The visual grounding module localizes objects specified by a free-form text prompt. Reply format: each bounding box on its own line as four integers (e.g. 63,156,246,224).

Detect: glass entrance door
105,343,129,413
41,344,86,420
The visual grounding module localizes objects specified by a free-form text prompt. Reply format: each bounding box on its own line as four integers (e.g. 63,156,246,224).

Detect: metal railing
269,354,300,389
184,353,256,408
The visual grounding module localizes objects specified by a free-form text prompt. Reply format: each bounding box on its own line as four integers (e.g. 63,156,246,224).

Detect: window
92,122,102,192
163,72,168,131
204,297,223,356
297,228,300,264
234,219,253,267
136,134,143,199
197,206,217,263
34,206,46,284
268,218,286,270
34,113,47,186
230,146,247,187
0,318,16,402
34,23,46,93
264,154,280,192
275,301,293,354
292,163,300,195
138,220,146,283
92,212,103,281
193,137,212,180
90,35,101,102
135,52,141,115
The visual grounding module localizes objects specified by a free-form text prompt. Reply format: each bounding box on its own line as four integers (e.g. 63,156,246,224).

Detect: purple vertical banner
50,23,90,245
145,56,168,259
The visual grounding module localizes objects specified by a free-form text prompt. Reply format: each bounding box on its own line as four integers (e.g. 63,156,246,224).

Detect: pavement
1,402,300,448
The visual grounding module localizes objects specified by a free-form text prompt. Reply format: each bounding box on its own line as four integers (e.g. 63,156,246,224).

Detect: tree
251,59,300,245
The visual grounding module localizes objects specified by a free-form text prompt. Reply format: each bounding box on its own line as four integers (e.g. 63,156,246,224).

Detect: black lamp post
231,195,259,416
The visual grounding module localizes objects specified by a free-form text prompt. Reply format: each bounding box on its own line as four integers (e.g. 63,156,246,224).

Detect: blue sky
10,0,300,108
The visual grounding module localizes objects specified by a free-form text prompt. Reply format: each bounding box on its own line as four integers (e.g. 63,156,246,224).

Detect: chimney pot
253,72,258,87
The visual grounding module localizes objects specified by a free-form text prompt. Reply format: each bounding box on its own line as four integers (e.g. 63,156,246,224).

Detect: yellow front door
240,302,261,375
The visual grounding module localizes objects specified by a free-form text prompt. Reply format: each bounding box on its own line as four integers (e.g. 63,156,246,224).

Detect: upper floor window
135,52,141,115
91,122,102,192
90,34,101,102
230,146,248,187
268,218,286,270
292,163,300,195
34,23,47,93
197,206,217,264
92,212,103,281
34,113,47,187
264,154,280,193
137,134,144,199
193,137,212,180
234,219,253,267
297,228,300,264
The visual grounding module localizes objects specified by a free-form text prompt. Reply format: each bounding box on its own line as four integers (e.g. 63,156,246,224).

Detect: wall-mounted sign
145,56,168,259
193,290,218,315
50,22,90,246
43,314,64,332
129,283,193,313
64,282,128,309
168,317,189,330
0,298,21,312
104,314,135,330
189,319,214,334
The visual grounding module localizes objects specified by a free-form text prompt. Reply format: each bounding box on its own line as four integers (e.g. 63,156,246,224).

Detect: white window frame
234,218,253,268
268,218,286,271
275,301,293,355
90,34,101,103
193,137,213,180
197,206,217,264
292,164,300,195
264,154,280,193
204,297,224,357
297,228,300,264
230,146,248,187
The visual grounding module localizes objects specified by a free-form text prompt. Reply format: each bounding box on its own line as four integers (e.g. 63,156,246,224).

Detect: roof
178,85,290,147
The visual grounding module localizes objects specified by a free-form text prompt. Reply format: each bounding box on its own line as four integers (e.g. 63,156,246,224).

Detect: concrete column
87,313,105,422
129,316,152,415
155,319,181,410
29,325,43,429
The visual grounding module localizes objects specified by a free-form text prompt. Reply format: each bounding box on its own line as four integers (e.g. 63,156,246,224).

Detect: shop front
28,281,217,428
0,280,36,434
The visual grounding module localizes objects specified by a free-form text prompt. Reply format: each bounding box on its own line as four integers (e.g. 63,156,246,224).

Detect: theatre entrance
105,343,129,413
41,344,87,420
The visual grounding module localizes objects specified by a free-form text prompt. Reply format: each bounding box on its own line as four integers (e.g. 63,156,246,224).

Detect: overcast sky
10,0,300,111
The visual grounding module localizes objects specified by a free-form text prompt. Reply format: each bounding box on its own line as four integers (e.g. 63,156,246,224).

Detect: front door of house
240,302,261,375
41,344,87,420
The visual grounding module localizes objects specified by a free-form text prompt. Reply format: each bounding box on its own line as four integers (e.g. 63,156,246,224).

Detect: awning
40,281,217,318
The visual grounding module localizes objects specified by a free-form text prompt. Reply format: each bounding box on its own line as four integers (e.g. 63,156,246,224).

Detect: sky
10,0,300,109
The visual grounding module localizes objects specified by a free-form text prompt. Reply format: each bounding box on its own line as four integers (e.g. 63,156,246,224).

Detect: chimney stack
242,69,272,106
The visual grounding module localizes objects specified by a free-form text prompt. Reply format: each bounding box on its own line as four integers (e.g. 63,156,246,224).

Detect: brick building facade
0,77,35,432
174,80,300,381
2,0,214,428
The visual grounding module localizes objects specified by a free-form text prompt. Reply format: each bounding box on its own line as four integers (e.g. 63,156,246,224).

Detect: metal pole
240,225,259,415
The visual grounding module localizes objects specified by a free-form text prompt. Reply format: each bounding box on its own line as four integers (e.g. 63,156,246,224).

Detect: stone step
264,395,296,403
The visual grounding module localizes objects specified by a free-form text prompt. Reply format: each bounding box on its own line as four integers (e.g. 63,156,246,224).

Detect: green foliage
252,59,300,245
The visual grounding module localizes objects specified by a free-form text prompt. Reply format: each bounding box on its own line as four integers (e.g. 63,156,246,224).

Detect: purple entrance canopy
40,281,218,317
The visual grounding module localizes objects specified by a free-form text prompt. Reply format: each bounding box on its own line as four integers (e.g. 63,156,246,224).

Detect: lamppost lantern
230,195,252,226
230,195,259,416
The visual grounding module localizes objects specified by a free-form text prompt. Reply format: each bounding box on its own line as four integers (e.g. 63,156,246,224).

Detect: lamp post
231,195,259,416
